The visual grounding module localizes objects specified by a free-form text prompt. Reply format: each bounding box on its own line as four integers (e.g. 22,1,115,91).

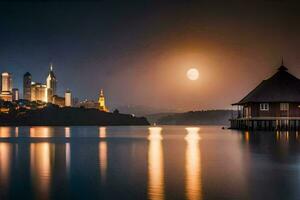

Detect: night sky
2,1,300,112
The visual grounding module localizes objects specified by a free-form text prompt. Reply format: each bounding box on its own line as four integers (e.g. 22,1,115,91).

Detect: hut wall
249,103,300,118
289,103,300,117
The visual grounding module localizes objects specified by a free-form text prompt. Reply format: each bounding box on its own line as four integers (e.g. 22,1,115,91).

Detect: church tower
46,64,57,102
98,89,109,112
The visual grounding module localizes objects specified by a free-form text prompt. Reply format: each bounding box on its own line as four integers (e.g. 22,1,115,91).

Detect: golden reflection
15,127,19,137
99,127,107,183
0,127,11,138
30,143,53,199
99,127,106,138
185,127,201,141
148,127,163,140
275,131,294,142
30,127,52,138
66,143,71,175
65,127,71,138
99,142,107,183
245,131,249,142
0,143,12,189
65,126,71,175
148,127,164,200
185,127,202,200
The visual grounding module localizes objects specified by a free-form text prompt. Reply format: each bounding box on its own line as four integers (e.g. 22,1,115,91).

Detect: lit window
280,103,289,111
260,103,269,111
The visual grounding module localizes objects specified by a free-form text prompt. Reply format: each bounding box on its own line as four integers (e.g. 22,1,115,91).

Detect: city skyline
0,65,112,112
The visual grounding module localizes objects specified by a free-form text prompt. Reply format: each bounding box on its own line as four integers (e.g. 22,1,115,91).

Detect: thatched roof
233,65,300,105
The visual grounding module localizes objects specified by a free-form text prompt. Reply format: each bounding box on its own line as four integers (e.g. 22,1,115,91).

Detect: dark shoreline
0,106,150,126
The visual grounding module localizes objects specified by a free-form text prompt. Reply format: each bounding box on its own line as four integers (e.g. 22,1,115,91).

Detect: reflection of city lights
31,143,52,199
0,127,11,138
185,127,200,141
99,142,107,184
99,126,107,184
245,132,249,142
185,127,202,200
276,131,280,141
66,143,70,175
15,127,19,137
0,143,12,189
99,127,107,138
65,127,70,138
30,127,51,138
148,127,164,200
148,127,163,140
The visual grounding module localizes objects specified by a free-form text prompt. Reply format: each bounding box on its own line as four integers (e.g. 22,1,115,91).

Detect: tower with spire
98,89,109,112
46,63,57,102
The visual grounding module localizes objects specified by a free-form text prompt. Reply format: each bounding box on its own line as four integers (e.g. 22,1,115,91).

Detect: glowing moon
186,68,199,80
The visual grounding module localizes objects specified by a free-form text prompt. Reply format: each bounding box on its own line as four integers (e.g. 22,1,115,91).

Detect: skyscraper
31,82,48,102
12,88,19,101
65,90,72,107
46,64,57,102
98,89,109,112
23,72,32,100
0,72,13,101
1,72,12,92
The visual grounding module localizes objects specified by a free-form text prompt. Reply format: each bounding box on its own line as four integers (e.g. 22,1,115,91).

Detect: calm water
0,126,299,200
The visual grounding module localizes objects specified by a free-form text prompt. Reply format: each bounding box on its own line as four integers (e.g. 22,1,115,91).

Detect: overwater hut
231,62,300,130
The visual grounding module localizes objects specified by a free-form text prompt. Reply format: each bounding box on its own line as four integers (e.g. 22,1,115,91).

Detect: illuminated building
31,82,48,102
1,72,12,92
0,108,9,113
0,92,12,102
0,72,13,101
65,90,72,107
23,72,32,100
52,95,65,107
98,89,109,112
46,64,57,103
12,88,19,101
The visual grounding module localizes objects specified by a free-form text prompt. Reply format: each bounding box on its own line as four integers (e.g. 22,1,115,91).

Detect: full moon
186,68,199,80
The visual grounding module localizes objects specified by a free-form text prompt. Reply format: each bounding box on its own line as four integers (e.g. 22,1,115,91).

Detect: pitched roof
233,65,300,105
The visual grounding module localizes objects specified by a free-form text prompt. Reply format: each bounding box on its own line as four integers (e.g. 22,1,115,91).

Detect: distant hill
149,110,236,125
145,113,176,124
0,106,149,126
115,105,178,117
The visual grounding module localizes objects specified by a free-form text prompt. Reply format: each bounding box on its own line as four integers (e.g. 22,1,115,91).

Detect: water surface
0,126,299,200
